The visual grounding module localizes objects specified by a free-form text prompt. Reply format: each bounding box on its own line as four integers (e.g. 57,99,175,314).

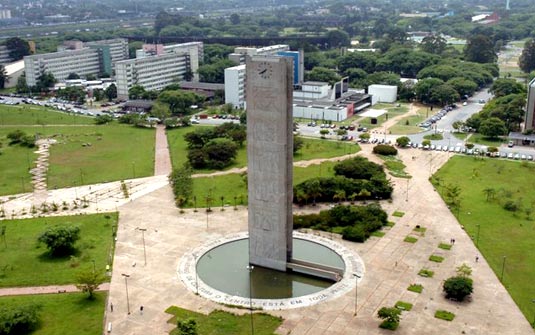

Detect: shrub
395,301,413,311
373,144,398,155
396,136,410,147
407,284,423,293
94,114,114,124
435,310,455,321
37,225,80,256
443,276,473,301
342,225,367,242
404,236,418,243
438,243,452,250
0,304,41,334
429,255,444,263
377,307,401,330
503,200,519,212
418,269,434,277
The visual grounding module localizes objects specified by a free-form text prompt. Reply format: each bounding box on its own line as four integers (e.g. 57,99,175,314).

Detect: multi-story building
228,45,290,65
0,45,13,65
24,48,104,87
135,41,202,81
524,78,535,132
115,50,197,99
224,64,246,108
0,10,11,19
23,38,129,87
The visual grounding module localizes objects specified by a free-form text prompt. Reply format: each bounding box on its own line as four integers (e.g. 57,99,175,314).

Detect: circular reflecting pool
196,238,345,299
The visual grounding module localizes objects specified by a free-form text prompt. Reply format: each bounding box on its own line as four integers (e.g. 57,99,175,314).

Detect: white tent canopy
359,109,387,118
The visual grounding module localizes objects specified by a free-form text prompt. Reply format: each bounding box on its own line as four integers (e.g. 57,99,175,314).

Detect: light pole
405,178,409,202
121,273,131,315
353,273,361,316
136,227,147,266
501,256,506,282
476,224,481,247
246,265,255,335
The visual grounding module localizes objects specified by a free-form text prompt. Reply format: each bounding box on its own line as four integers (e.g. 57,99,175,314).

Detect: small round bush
373,144,398,156
443,276,473,301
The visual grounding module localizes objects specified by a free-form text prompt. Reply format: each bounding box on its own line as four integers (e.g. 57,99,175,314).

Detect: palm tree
482,187,495,202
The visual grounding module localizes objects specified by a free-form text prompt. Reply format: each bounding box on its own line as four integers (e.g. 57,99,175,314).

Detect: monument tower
246,55,294,272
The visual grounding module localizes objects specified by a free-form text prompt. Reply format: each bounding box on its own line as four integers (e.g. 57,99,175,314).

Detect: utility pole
136,228,147,266
121,273,131,315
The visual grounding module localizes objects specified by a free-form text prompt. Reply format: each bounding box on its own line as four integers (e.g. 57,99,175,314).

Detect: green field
357,103,408,130
189,161,338,208
166,306,283,335
389,105,428,135
0,140,37,195
0,213,117,287
466,133,506,147
0,104,94,125
0,124,155,189
433,156,535,323
0,292,106,335
167,126,359,172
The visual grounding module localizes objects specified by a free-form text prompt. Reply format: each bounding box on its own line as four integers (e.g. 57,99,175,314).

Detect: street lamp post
246,265,255,335
353,273,361,316
405,178,409,202
501,256,507,282
136,228,147,266
121,273,131,315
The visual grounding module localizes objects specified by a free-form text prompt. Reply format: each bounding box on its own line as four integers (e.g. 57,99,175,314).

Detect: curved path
0,283,110,297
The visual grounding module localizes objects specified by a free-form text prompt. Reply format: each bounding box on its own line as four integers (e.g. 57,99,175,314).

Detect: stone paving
104,146,534,335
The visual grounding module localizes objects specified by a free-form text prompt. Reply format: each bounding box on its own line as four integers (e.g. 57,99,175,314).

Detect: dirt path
0,283,110,297
154,125,172,176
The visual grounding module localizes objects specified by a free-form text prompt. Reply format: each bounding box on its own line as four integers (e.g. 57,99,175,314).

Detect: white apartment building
115,51,196,99
228,44,290,64
23,38,129,86
224,64,246,108
24,48,102,87
84,38,129,69
0,45,12,65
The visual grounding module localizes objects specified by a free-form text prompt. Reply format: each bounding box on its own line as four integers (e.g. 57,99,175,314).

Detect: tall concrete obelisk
246,55,294,272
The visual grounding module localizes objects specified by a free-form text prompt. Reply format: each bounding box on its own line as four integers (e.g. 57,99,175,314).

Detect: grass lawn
357,104,408,130
407,284,423,293
389,105,428,135
0,104,94,125
166,306,283,335
453,132,468,140
0,124,155,188
433,156,535,322
0,138,38,195
424,133,443,141
0,213,117,287
189,161,339,208
378,155,411,178
167,126,359,172
0,292,106,335
466,133,506,147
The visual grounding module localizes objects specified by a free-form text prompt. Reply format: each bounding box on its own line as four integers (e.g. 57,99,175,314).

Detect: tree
293,135,304,154
429,84,460,106
105,84,117,101
229,13,240,25
452,120,464,132
396,136,410,147
447,77,478,98
0,304,41,334
377,307,401,330
414,77,444,103
150,101,171,121
443,276,473,301
128,85,146,100
489,79,525,98
198,59,236,83
37,226,80,256
464,35,497,63
67,73,80,80
16,75,28,93
36,72,56,92
306,67,340,85
5,37,31,61
203,138,238,169
177,318,198,335
75,269,105,299
482,187,496,202
0,65,7,89
519,39,535,73
158,90,204,116
456,263,473,277
94,114,114,125
420,35,447,55
169,165,193,207
479,117,507,138
325,30,350,48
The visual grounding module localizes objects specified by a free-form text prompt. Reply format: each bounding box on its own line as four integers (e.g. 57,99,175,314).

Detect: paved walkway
154,125,172,176
104,146,534,335
0,283,110,297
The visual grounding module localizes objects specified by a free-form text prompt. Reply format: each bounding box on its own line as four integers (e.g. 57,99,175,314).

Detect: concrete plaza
105,146,534,335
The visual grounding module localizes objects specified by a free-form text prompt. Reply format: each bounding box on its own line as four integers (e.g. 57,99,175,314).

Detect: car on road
507,153,514,159
508,141,514,148
462,102,468,106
